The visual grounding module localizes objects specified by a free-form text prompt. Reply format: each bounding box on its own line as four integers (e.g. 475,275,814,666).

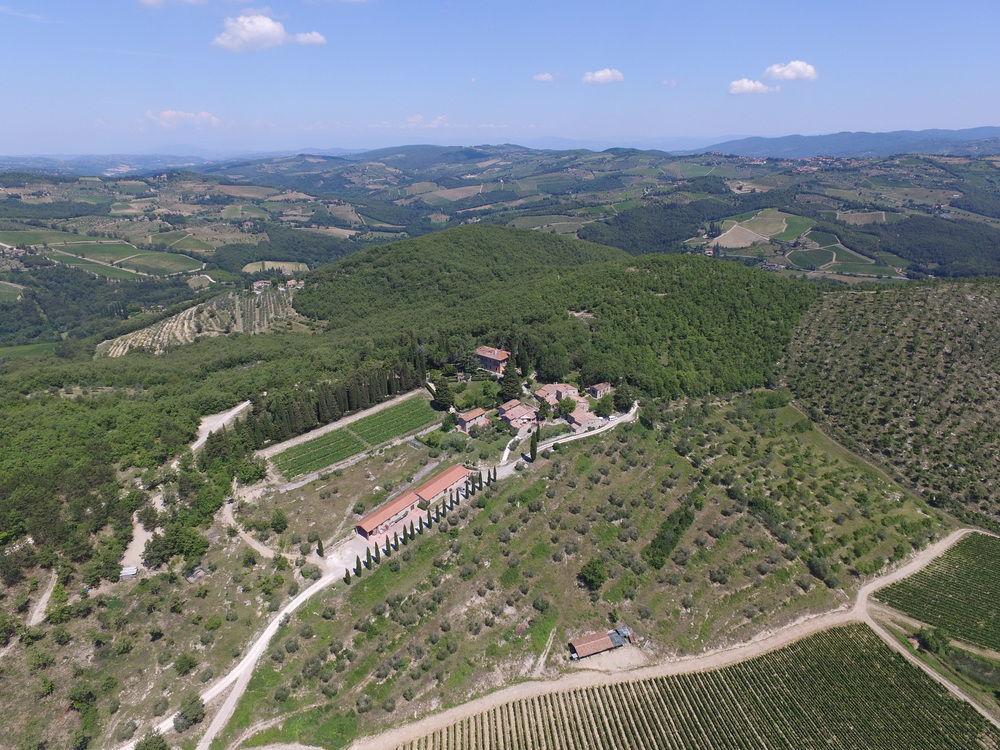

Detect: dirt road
192,401,253,453
27,570,57,627
347,528,997,750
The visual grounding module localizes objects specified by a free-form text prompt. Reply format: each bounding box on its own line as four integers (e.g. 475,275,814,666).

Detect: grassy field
0,280,23,301
59,241,138,263
273,397,438,478
828,261,897,276
806,230,840,247
877,533,1000,651
0,341,57,358
393,625,997,750
0,229,86,245
45,250,142,279
788,248,834,269
119,252,202,275
172,234,214,252
773,213,816,242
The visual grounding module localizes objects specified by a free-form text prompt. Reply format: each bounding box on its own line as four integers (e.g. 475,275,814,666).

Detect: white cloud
764,59,817,81
533,72,554,82
212,14,326,52
404,114,450,129
0,4,46,21
147,109,223,129
729,78,773,95
582,67,623,85
662,78,678,88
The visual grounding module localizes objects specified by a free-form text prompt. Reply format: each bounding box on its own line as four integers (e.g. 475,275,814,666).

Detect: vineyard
392,626,998,750
96,288,300,357
876,532,1000,651
273,397,438,477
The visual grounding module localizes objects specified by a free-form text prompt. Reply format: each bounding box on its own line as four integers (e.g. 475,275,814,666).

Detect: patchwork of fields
273,396,438,477
877,533,1000,652
713,209,815,249
392,626,997,750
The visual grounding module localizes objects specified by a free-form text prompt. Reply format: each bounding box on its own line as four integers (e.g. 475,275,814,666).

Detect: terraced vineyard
877,532,1000,651
273,397,438,477
96,288,300,357
393,626,998,750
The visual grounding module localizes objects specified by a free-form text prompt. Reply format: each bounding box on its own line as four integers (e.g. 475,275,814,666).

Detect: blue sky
1,0,998,154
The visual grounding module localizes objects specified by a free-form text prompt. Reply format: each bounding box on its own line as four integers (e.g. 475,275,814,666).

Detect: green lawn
119,252,202,275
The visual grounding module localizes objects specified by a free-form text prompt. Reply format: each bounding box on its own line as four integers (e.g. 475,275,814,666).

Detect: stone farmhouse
499,399,537,430
475,345,510,376
455,407,489,434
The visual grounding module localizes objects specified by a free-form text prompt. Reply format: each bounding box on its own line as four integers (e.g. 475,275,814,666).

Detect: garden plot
272,397,438,478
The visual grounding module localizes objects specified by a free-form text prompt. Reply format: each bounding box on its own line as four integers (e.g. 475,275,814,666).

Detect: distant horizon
1,0,998,154
2,124,999,160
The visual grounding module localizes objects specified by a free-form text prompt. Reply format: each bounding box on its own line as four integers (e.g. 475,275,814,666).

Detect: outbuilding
568,626,632,660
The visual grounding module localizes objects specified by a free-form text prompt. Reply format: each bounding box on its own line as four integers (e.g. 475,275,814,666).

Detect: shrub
173,692,205,732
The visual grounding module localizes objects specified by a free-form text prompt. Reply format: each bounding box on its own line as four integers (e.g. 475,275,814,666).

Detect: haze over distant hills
1,126,998,176
696,126,1000,158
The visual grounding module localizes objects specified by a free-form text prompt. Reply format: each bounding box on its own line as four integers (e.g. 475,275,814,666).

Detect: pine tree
500,364,521,402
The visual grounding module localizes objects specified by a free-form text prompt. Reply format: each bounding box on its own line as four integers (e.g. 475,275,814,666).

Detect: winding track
127,399,995,750
346,528,999,750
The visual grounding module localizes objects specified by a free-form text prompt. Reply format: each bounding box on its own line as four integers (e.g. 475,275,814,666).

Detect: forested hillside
297,226,819,396
783,281,999,528
0,226,817,585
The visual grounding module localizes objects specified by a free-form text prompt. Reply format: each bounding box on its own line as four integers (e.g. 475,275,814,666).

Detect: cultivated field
712,209,814,249
96,288,299,356
118,251,202,275
56,241,138,263
44,250,142,279
0,228,85,245
876,532,1000,652
0,280,24,301
273,397,438,478
391,626,997,750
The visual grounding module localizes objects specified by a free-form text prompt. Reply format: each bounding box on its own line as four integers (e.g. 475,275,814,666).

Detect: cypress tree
366,547,373,567
373,544,380,563
393,531,399,549
355,556,362,577
316,538,324,557
344,569,351,584
530,429,538,462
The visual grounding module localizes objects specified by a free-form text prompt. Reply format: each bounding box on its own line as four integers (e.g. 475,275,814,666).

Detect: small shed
119,566,139,581
568,626,632,660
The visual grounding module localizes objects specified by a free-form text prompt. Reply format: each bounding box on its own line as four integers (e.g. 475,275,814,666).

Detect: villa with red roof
456,407,489,433
355,464,471,539
475,345,510,376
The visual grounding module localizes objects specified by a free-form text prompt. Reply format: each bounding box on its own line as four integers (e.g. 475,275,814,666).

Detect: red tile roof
476,345,509,362
458,407,487,422
569,631,615,658
355,465,471,535
356,490,420,535
415,464,471,502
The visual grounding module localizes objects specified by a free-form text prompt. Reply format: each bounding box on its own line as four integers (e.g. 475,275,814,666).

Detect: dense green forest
0,262,197,345
0,226,817,583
